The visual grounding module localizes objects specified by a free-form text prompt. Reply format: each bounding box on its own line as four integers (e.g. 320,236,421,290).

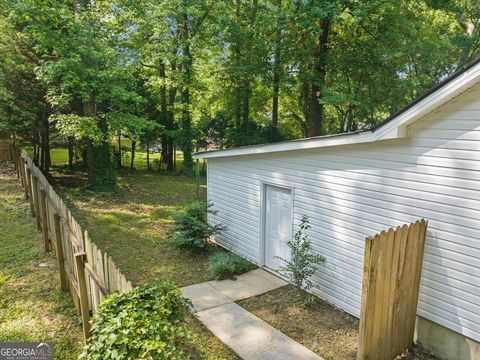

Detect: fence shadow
9,144,133,342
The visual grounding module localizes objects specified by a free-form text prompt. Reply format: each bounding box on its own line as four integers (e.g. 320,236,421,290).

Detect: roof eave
195,57,480,160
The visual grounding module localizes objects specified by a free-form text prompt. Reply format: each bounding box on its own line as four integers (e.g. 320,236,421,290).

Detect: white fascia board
195,131,376,159
373,62,480,141
195,61,480,160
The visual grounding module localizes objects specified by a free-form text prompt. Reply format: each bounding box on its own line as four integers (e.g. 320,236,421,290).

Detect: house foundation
415,316,480,360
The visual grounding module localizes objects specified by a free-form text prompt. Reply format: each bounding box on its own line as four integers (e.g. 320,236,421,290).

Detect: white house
195,59,480,359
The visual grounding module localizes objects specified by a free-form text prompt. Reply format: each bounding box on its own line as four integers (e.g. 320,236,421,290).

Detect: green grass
55,171,215,286
50,164,236,359
34,146,205,173
0,163,83,359
12,148,233,358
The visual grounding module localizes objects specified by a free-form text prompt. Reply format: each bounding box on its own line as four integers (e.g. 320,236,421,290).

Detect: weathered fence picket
357,219,428,360
5,144,133,342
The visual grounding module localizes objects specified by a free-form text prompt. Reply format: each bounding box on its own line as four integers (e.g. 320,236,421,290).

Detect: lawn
0,163,83,359
5,148,235,359
44,145,205,173
3,148,439,360
44,150,236,359
54,170,213,286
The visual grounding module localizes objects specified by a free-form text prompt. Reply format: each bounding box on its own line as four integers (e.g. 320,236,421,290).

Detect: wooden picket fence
8,144,133,342
357,219,428,360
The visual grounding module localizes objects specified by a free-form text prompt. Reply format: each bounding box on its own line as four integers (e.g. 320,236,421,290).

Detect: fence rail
8,144,133,342
357,219,428,360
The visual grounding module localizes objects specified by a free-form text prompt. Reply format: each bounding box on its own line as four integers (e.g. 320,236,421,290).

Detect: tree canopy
0,0,478,186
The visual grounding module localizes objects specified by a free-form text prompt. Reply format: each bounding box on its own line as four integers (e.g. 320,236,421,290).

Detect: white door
264,185,293,271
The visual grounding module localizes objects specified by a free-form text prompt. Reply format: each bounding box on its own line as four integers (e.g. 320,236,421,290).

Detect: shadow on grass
0,165,83,359
51,167,214,286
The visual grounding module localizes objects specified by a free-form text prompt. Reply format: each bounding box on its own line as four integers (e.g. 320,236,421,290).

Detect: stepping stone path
181,269,324,360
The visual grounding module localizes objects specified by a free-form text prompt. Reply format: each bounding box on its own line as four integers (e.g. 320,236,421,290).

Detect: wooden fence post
31,175,41,231
18,155,27,196
53,213,68,291
15,149,20,179
357,236,373,358
39,188,51,252
5,146,137,340
17,150,22,182
25,167,35,216
75,252,91,341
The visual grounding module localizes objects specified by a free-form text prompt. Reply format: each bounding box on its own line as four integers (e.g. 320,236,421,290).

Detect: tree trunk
41,106,51,177
272,75,280,127
84,94,115,188
159,60,169,171
164,57,177,173
181,7,193,176
33,120,40,165
241,83,251,126
146,141,150,171
117,131,122,169
271,0,282,127
130,140,135,172
166,89,175,172
233,0,242,129
173,145,177,173
40,135,45,172
307,17,331,137
68,138,74,169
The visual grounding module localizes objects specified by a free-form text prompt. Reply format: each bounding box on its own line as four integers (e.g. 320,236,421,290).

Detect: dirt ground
239,285,438,360
239,285,359,360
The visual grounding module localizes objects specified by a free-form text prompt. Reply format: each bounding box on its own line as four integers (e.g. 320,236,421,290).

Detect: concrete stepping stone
182,269,288,311
197,302,323,360
209,268,288,302
181,269,323,360
181,282,231,312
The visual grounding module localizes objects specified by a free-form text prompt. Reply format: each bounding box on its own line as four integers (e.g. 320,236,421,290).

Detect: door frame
260,181,295,268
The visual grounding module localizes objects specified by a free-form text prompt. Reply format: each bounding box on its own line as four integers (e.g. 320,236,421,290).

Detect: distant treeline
0,0,478,187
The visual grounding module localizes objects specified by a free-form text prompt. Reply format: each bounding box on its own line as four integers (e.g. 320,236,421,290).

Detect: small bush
208,252,256,280
82,280,190,360
278,215,326,296
169,201,225,252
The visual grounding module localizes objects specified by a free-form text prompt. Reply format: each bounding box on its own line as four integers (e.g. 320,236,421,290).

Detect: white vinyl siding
206,85,480,343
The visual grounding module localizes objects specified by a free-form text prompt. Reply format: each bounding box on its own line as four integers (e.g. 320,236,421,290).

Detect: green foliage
88,143,116,190
278,215,326,294
83,280,190,360
208,252,256,280
169,201,225,252
2,0,480,176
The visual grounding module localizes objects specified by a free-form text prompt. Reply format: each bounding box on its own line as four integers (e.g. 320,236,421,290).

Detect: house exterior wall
206,85,480,351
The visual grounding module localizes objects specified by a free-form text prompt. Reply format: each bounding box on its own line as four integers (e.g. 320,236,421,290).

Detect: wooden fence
357,219,428,360
9,144,133,342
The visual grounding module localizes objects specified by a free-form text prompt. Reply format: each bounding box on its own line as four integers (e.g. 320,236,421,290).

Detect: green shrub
169,200,225,252
82,280,190,360
278,215,326,294
208,252,256,280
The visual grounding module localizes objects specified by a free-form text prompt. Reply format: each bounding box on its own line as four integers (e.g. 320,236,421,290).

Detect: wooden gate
357,219,428,360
